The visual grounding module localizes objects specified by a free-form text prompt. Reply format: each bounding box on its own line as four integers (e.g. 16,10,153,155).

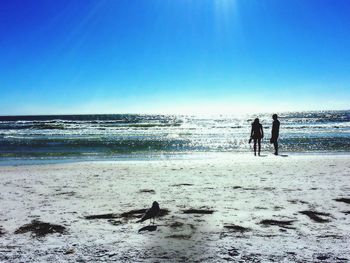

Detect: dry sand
0,154,349,262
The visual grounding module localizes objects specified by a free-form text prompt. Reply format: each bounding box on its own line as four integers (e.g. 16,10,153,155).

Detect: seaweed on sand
224,224,251,232
85,208,170,220
182,209,214,214
14,220,66,237
259,219,295,228
171,183,193,187
138,189,156,194
169,221,184,228
121,208,169,219
299,210,331,223
166,234,192,239
85,213,118,220
334,198,350,204
0,226,5,236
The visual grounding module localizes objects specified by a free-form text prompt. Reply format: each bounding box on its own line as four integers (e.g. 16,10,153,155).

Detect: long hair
253,118,260,125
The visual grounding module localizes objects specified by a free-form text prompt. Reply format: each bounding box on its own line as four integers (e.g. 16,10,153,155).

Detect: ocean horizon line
0,108,349,118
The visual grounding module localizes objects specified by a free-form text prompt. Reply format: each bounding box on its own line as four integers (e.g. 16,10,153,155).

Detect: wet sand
0,154,349,262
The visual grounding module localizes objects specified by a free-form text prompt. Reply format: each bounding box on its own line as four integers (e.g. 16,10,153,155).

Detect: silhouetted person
250,118,264,156
270,114,280,155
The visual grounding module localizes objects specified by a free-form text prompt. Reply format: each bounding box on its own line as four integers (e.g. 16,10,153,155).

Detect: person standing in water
250,118,264,156
270,114,280,155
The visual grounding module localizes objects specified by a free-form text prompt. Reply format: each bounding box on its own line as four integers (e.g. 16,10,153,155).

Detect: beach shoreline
1,151,350,167
1,154,349,262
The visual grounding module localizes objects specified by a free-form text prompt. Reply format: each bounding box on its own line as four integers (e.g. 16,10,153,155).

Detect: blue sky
0,0,349,115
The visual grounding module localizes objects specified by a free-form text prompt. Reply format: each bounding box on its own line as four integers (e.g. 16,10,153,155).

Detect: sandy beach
0,154,349,262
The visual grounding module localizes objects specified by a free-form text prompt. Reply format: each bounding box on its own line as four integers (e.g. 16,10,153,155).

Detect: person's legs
273,140,278,155
253,139,257,156
258,139,261,156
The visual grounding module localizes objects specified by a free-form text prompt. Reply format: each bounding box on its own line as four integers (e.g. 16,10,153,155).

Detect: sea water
0,110,349,161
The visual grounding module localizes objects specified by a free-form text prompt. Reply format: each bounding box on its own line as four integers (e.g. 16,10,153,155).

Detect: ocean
0,110,349,161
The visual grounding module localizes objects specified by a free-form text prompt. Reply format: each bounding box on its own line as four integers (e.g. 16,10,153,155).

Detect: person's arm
250,125,253,138
261,125,264,138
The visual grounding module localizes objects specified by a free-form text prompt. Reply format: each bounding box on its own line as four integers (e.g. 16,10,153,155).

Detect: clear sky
0,0,349,115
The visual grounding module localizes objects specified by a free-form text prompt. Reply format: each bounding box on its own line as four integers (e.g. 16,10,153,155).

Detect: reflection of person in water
250,118,264,156
270,114,280,155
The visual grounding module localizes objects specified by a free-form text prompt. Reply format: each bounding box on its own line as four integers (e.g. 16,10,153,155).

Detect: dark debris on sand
166,234,192,239
138,189,156,194
171,183,194,187
334,198,350,204
169,221,184,228
182,209,215,214
0,226,5,236
224,224,251,232
316,254,330,261
121,208,169,219
85,213,118,220
85,208,170,220
259,219,295,228
120,209,149,219
55,191,76,196
228,247,240,257
14,220,66,237
108,219,123,226
299,210,332,223
315,254,349,262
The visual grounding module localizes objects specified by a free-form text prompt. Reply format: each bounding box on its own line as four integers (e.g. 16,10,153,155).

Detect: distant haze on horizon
0,0,349,115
